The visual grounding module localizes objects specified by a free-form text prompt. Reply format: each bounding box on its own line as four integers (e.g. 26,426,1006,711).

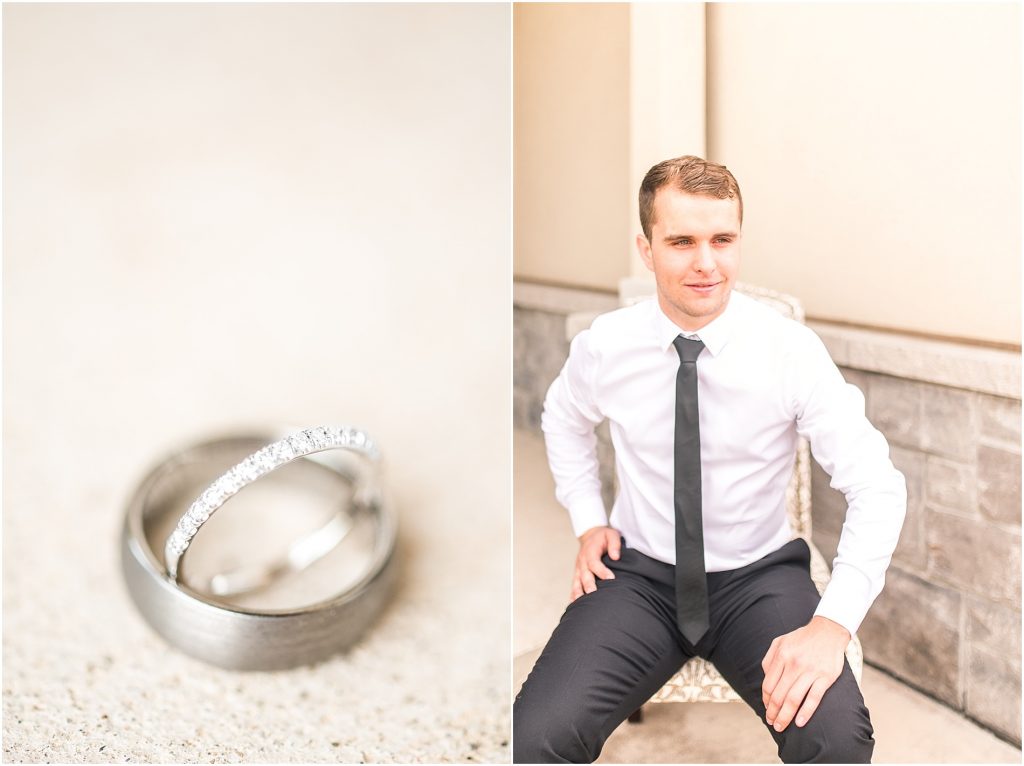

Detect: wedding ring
120,427,398,670
164,425,378,585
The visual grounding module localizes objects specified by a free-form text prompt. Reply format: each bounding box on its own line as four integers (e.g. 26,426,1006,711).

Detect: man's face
636,187,742,332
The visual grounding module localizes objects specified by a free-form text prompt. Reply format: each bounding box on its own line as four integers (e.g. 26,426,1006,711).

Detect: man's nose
693,243,716,273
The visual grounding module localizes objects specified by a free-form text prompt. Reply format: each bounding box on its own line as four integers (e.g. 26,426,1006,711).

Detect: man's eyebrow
661,231,739,242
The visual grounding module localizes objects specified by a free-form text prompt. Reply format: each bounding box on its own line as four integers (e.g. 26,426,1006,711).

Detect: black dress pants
513,537,874,764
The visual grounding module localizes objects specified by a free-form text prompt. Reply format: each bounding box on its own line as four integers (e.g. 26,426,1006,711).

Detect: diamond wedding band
164,425,378,584
120,427,398,670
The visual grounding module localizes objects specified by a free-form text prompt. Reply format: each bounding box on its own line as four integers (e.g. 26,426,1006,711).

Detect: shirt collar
651,291,740,358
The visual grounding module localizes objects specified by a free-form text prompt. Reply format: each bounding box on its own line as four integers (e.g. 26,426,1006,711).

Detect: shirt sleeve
540,328,609,538
790,325,908,638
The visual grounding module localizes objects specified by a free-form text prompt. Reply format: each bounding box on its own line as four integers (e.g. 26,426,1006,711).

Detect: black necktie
672,335,709,645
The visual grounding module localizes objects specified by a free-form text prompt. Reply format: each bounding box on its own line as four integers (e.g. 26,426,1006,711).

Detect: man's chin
656,287,731,327
679,297,725,318
663,298,729,329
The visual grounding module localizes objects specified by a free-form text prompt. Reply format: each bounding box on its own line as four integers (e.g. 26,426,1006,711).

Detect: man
513,156,906,764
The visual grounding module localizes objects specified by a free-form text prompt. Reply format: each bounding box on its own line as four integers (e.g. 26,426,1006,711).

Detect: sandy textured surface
3,5,511,762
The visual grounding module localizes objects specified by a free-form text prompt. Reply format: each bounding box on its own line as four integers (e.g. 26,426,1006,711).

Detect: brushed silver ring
120,429,399,670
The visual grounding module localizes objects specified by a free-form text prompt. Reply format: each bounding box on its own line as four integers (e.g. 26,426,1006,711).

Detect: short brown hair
639,155,743,241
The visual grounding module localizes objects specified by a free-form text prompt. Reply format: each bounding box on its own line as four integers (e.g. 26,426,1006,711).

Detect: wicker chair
609,279,865,715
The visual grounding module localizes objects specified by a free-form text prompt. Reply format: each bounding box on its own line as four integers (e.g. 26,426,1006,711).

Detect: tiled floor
514,428,1022,763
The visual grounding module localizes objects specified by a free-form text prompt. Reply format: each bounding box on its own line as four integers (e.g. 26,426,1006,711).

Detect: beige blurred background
3,3,510,763
514,2,1021,761
515,2,1020,346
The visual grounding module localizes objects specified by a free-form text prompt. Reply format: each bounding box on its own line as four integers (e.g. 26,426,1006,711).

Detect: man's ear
636,233,655,273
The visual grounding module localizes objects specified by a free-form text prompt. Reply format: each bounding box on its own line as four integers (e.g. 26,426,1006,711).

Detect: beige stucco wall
513,3,631,292
706,3,1021,345
627,4,707,277
516,2,1021,346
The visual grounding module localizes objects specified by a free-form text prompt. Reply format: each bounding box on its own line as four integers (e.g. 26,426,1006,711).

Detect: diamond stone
237,460,260,482
219,473,242,494
308,427,330,450
297,433,315,452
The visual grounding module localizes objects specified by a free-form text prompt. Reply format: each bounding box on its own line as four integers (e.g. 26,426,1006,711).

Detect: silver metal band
206,510,355,597
120,430,398,670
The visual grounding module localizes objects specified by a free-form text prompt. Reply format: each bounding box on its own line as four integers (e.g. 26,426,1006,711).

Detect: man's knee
512,695,599,764
776,697,875,764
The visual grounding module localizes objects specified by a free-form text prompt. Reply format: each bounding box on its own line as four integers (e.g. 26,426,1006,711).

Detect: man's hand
761,615,851,732
571,526,622,602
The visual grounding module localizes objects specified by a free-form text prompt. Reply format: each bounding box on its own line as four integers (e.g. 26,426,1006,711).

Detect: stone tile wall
513,306,569,432
813,370,1022,745
514,289,1022,746
514,306,617,511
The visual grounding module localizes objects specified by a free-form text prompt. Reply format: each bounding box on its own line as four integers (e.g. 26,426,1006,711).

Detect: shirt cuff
567,496,609,538
812,562,873,638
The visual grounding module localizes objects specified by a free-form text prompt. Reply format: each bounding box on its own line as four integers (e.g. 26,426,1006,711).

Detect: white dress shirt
541,291,907,637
